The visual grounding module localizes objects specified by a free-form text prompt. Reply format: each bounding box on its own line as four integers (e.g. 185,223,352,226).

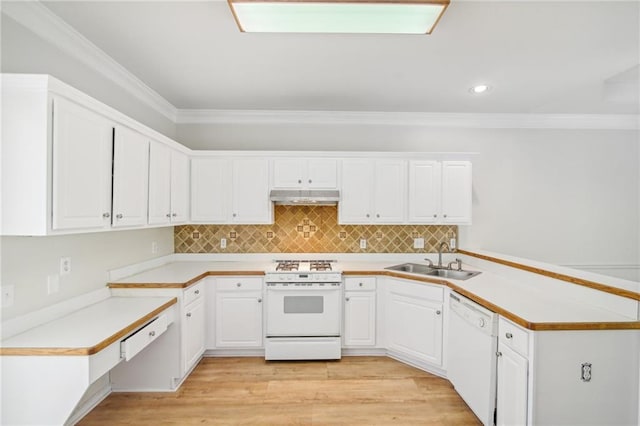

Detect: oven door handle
266,286,341,292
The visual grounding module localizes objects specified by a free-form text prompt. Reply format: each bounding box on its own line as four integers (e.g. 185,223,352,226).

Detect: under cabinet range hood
270,189,340,206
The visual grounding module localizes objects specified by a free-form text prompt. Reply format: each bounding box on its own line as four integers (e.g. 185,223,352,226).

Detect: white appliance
264,260,342,360
448,291,499,426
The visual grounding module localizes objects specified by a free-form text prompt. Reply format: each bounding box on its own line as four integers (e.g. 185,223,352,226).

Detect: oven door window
284,296,323,314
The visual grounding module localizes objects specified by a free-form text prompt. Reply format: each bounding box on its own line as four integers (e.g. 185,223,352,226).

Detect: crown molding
2,1,177,122
176,109,640,130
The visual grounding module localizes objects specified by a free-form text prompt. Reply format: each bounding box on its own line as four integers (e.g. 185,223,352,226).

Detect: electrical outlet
360,239,367,249
413,238,425,249
450,238,457,250
47,275,60,295
151,241,158,254
60,257,71,275
1,285,15,307
220,238,227,249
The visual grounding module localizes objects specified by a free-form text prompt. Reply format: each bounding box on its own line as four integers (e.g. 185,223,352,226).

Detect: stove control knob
478,318,486,328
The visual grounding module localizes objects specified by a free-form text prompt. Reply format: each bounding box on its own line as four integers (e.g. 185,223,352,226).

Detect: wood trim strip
458,249,640,301
107,271,265,289
0,298,178,356
345,270,640,331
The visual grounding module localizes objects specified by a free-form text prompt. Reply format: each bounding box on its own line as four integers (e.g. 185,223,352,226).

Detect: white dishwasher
448,291,499,426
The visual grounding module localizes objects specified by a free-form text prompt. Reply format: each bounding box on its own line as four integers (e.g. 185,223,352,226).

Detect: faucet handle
447,258,463,271
424,258,434,268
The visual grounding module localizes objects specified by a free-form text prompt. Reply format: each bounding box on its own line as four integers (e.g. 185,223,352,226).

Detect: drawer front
217,277,263,292
121,314,168,361
498,317,529,357
184,281,204,306
345,277,376,291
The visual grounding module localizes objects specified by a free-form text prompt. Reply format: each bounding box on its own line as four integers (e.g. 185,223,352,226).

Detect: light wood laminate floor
79,357,482,425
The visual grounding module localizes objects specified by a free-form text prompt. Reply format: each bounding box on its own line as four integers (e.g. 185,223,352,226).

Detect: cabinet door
191,158,229,223
52,97,113,231
373,160,406,223
441,161,472,224
231,158,272,224
215,290,263,348
272,158,304,188
148,141,172,225
170,150,189,224
307,159,337,188
344,291,376,347
496,342,529,426
408,161,441,223
386,287,443,366
112,126,149,228
183,298,205,374
339,159,373,223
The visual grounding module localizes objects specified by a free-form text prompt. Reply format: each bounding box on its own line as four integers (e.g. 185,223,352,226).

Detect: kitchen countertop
0,296,177,356
108,254,640,331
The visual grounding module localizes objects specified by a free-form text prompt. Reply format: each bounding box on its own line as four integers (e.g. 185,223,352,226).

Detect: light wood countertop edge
107,271,265,289
0,297,178,356
458,249,640,301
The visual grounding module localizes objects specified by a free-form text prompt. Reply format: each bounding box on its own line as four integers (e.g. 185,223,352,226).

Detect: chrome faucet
437,241,450,268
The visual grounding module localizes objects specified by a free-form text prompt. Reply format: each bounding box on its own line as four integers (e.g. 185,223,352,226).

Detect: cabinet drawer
216,277,263,291
183,281,204,306
498,317,530,357
345,277,376,291
120,314,168,361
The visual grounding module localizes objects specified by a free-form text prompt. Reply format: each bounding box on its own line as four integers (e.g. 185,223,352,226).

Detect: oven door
266,285,341,337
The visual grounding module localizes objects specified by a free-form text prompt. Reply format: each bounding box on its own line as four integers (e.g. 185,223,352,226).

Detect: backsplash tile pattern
175,206,457,253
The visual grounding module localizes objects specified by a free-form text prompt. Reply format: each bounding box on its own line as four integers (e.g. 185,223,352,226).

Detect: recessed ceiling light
469,85,491,94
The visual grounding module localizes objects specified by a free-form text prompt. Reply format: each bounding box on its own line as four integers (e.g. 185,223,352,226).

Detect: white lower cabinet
496,341,529,426
109,280,206,390
214,277,264,348
384,278,444,367
343,277,376,347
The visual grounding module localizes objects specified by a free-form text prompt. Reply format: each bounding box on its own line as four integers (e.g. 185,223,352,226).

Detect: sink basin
385,263,434,275
385,263,481,280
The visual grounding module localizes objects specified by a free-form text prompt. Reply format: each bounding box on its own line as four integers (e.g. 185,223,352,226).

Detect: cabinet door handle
195,290,200,295
186,312,192,318
257,298,262,303
116,214,123,219
103,212,111,218
149,331,156,337
436,310,441,315
345,297,350,301
505,332,513,339
496,351,502,357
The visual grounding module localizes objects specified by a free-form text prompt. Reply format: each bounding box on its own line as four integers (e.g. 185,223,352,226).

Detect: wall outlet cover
60,257,71,275
360,239,367,249
413,238,425,249
151,241,158,254
221,238,227,249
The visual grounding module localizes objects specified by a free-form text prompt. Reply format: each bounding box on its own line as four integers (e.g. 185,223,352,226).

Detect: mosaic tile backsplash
175,206,457,254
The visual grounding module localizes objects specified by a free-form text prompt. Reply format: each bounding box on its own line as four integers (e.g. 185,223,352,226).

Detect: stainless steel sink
385,263,481,280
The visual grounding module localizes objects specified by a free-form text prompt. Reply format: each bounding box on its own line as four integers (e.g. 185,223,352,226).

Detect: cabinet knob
505,332,513,339
236,282,241,287
116,214,123,219
172,213,177,217
433,214,437,218
103,212,111,218
186,312,192,318
298,179,302,184
232,213,237,217
366,214,370,218
436,310,441,315
257,298,262,303
308,179,312,184
149,331,156,337
359,282,363,287
496,351,503,357
195,290,200,295
166,213,171,218
443,214,448,218
376,214,380,218
345,297,350,301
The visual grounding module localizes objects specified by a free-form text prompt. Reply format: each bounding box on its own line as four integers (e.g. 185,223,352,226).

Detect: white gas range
264,260,343,361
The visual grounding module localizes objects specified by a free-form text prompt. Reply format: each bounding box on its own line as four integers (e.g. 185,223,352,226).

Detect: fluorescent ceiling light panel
228,1,449,34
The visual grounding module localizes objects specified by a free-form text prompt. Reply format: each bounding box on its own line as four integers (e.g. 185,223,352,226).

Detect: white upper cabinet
340,159,406,224
272,158,337,189
191,157,272,224
170,150,190,224
191,158,229,223
232,158,272,224
52,97,114,231
408,160,472,225
441,161,472,224
112,126,149,228
148,141,172,225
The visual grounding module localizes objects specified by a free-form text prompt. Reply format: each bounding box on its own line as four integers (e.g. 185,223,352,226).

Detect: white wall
0,13,176,139
0,228,174,321
177,122,640,281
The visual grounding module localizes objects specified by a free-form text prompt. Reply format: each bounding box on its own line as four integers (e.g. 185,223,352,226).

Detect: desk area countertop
0,296,177,356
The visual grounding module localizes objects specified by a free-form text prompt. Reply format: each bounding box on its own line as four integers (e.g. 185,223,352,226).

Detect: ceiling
39,1,640,114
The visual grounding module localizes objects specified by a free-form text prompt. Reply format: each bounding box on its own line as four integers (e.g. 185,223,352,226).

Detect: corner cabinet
340,159,406,224
190,157,272,224
384,278,444,367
